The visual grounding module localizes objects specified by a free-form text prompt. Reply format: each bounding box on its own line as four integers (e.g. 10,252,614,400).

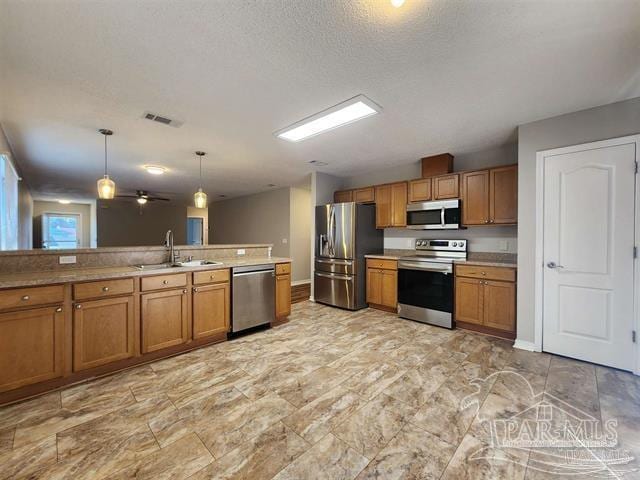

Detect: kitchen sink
133,263,180,270
176,260,223,267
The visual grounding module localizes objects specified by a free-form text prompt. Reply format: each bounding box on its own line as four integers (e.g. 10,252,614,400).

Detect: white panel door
543,141,636,370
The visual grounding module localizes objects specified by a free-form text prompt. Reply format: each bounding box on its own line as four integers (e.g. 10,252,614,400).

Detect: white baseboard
513,339,537,352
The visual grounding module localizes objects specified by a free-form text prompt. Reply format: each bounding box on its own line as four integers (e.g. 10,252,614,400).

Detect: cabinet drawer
0,285,64,311
141,273,187,292
456,265,516,282
73,278,134,300
366,258,398,271
275,263,291,275
193,269,230,285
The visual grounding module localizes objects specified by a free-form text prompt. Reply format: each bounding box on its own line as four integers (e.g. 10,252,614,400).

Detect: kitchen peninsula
0,244,291,405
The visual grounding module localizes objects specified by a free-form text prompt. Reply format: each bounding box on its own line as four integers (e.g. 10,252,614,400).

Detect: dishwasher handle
233,269,275,277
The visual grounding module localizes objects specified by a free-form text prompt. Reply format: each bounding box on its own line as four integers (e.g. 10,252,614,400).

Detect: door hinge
633,331,637,343
636,161,639,174
635,246,638,259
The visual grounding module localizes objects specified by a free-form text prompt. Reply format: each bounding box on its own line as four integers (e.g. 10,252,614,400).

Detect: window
0,154,19,250
42,213,81,249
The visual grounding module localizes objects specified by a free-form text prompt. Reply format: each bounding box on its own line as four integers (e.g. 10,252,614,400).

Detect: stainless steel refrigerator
314,203,383,310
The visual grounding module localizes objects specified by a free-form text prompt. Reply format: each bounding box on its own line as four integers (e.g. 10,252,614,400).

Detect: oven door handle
398,261,452,274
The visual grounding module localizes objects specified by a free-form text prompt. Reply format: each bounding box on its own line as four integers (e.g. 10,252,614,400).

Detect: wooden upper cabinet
408,178,432,202
0,306,64,392
275,273,291,319
433,174,459,200
376,182,407,228
141,288,189,353
353,187,375,204
193,283,229,339
334,190,353,203
489,165,518,224
375,184,392,228
461,170,490,225
73,296,135,371
483,280,516,332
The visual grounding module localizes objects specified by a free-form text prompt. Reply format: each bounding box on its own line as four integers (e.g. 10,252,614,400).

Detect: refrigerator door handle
316,258,353,265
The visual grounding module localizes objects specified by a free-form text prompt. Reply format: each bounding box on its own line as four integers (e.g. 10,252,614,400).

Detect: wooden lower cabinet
193,283,230,339
0,306,64,392
73,296,135,371
366,259,398,311
275,273,291,320
141,288,189,353
455,265,516,338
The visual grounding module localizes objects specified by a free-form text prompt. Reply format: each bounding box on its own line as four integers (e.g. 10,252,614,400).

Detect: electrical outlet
499,240,509,252
59,255,77,264
237,249,246,256
282,238,288,244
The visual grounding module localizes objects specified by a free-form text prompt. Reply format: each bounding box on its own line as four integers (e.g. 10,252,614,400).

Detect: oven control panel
415,239,467,252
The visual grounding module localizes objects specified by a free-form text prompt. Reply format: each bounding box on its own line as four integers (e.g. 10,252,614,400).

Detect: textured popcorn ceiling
0,0,638,201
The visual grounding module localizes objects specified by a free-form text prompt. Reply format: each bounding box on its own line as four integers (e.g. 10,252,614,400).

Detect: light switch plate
59,255,77,264
237,249,246,256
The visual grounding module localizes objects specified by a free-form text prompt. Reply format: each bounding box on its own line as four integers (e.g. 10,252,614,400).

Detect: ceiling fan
115,190,170,205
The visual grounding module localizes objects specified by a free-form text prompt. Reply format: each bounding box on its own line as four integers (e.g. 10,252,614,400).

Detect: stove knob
459,241,465,247
452,242,457,247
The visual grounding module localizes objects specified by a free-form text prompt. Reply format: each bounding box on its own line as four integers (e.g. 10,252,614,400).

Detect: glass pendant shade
97,175,116,199
194,188,207,208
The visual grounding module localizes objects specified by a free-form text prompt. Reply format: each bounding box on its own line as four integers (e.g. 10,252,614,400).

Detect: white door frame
534,134,640,375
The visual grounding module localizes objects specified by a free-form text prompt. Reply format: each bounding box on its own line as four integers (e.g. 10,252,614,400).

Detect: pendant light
97,129,116,199
193,151,208,208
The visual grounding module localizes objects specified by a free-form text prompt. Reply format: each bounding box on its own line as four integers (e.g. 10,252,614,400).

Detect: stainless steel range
397,239,467,328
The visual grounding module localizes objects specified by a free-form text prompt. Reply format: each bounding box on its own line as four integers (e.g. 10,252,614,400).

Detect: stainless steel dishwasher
231,264,275,333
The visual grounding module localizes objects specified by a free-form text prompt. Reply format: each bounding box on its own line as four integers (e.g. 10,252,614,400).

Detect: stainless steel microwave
406,199,461,229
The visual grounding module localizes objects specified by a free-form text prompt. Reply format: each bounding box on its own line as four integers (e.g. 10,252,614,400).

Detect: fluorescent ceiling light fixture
275,94,381,142
144,165,166,175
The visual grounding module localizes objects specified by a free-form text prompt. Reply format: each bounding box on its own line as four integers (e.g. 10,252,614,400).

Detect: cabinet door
391,182,408,227
375,184,392,228
380,269,398,309
275,274,291,319
353,187,375,203
141,289,189,353
0,306,64,392
408,179,432,202
433,174,460,200
73,296,135,371
193,283,229,339
461,170,489,225
454,277,483,325
334,190,353,203
366,268,382,305
490,165,518,224
483,280,516,332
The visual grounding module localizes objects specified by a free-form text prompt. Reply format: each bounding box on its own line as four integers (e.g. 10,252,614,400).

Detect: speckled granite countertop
365,250,516,268
0,257,291,289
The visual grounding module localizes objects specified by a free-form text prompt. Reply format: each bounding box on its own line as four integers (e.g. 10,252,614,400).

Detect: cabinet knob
485,220,489,224
75,304,82,309
210,275,215,279
56,307,63,312
481,272,486,275
183,289,188,294
21,295,30,301
193,287,199,293
489,219,494,223
162,280,169,285
102,286,110,292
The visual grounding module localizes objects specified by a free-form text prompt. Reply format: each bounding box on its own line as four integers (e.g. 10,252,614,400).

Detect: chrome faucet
164,230,179,264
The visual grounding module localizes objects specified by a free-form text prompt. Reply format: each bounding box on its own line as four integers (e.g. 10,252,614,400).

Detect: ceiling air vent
142,111,183,128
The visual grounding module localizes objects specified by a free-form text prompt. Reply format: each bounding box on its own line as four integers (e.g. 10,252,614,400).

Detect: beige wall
290,186,311,282
210,187,291,258
33,200,92,248
97,199,188,247
517,96,640,345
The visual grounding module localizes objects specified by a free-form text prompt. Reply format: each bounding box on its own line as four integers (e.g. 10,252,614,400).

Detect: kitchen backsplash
384,226,517,253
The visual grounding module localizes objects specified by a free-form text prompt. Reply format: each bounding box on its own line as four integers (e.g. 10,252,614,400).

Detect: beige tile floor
0,301,639,479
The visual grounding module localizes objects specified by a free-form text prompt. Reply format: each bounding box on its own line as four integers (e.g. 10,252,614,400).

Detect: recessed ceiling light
275,94,381,142
391,0,405,7
144,165,167,175
58,199,71,204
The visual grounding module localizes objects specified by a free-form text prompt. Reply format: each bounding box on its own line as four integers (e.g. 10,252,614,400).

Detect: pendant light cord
199,154,202,188
104,134,108,177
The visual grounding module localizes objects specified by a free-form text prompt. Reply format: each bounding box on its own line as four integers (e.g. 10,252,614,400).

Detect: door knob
547,262,565,269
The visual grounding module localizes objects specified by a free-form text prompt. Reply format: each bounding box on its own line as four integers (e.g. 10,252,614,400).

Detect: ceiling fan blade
148,197,170,202
115,195,140,199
